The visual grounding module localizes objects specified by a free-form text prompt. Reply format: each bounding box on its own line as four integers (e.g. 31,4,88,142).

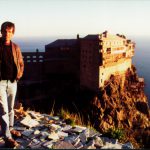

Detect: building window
27,56,30,58
33,56,36,58
60,47,70,51
123,52,126,57
106,48,111,54
39,55,43,58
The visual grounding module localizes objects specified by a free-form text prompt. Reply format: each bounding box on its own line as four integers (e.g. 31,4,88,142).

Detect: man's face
1,27,14,42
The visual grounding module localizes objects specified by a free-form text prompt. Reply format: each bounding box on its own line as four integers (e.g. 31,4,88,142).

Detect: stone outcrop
85,65,150,148
0,105,134,149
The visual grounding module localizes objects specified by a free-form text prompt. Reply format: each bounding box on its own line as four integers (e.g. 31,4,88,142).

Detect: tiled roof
83,34,99,40
45,39,77,48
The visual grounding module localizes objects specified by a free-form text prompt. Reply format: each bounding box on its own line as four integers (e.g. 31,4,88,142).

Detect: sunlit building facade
22,31,135,91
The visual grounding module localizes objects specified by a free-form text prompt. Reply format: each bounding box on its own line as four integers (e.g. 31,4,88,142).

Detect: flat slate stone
20,115,39,128
71,125,87,133
53,141,75,149
62,125,72,131
2,109,134,149
22,129,34,137
122,142,133,149
42,140,56,148
48,132,59,140
0,140,5,148
57,131,68,137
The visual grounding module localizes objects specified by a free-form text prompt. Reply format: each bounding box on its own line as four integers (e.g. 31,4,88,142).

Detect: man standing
0,21,24,148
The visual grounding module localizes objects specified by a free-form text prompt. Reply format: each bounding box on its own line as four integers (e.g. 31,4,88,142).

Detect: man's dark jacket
0,38,24,80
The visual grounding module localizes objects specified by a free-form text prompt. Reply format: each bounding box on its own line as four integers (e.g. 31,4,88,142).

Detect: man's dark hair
1,21,15,33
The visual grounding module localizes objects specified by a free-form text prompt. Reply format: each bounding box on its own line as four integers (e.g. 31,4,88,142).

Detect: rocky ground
0,104,134,149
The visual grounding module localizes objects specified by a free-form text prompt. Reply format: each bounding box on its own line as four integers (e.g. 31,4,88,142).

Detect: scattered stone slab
42,140,56,149
73,138,80,147
50,123,61,130
71,125,87,133
93,136,104,148
0,137,5,148
89,128,101,137
53,141,75,149
101,142,122,149
48,132,59,140
80,131,87,143
1,109,135,149
39,131,49,141
34,129,40,135
13,126,26,131
57,131,68,137
16,138,31,147
20,115,39,128
22,129,34,137
27,111,40,119
122,142,133,149
65,135,80,144
28,142,43,149
61,125,72,131
52,116,60,121
74,141,83,149
32,138,41,145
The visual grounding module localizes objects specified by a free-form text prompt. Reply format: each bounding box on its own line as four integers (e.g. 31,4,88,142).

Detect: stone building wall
44,39,80,81
21,32,135,92
22,50,45,81
98,31,134,88
80,32,134,91
99,58,132,87
80,38,100,91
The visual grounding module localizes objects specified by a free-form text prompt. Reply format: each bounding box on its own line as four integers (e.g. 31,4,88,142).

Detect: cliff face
86,65,150,148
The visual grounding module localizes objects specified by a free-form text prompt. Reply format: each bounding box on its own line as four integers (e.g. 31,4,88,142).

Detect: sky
1,0,150,101
0,0,150,40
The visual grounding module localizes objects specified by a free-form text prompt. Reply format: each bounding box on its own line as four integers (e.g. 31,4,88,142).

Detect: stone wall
22,51,45,81
99,58,132,87
80,39,99,91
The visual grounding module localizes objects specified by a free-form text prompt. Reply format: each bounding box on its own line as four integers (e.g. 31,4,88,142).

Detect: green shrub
65,118,75,126
103,127,125,140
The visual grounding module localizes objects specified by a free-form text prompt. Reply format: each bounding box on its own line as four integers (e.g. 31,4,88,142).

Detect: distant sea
132,37,150,105
14,37,52,52
14,37,150,105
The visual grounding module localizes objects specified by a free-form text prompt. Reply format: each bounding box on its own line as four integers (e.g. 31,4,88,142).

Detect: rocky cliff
82,65,150,148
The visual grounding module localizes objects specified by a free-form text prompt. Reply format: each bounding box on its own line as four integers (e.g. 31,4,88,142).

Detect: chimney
104,30,108,37
77,34,79,39
36,49,39,53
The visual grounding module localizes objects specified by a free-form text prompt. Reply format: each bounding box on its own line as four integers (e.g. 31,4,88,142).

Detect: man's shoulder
11,41,20,50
